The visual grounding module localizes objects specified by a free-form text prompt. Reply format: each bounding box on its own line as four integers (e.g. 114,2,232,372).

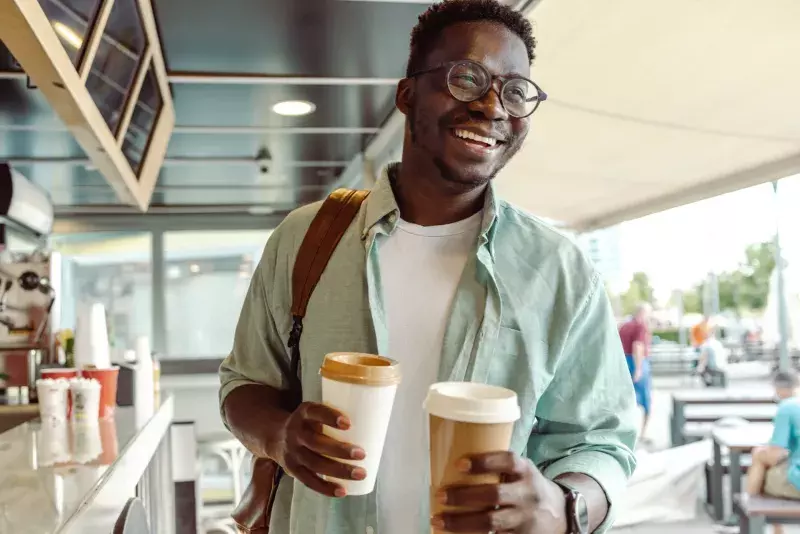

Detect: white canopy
495,0,800,231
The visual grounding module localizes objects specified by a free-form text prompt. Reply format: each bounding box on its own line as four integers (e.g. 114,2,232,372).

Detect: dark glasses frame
408,59,548,119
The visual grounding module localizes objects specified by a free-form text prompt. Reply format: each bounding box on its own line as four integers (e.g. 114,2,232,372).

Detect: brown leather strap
291,188,370,318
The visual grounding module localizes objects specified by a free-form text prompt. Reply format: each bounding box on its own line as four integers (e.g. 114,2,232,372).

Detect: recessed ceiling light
53,22,83,49
272,100,316,117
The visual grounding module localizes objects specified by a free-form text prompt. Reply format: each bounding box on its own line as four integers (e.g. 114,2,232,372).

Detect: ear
395,78,414,116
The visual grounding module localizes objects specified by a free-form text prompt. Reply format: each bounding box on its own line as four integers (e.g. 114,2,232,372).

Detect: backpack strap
285,187,370,408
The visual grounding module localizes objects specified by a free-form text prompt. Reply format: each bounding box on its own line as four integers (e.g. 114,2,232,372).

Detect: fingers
438,481,529,509
296,446,367,482
460,451,533,479
298,427,365,460
300,402,350,429
432,507,525,533
286,461,346,498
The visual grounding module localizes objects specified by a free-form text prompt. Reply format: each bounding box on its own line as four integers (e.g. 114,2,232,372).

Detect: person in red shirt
619,303,652,439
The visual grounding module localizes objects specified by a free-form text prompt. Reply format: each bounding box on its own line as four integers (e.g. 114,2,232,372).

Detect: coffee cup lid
320,353,401,387
424,382,521,424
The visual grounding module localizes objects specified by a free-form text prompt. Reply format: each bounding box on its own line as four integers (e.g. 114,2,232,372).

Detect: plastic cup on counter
40,369,79,417
36,378,70,421
80,367,119,419
69,378,102,422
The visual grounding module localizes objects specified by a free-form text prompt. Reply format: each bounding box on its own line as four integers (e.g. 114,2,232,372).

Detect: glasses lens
447,62,490,102
501,78,540,118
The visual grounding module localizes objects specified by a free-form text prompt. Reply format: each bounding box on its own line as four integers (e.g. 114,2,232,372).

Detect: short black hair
774,370,799,389
406,0,536,77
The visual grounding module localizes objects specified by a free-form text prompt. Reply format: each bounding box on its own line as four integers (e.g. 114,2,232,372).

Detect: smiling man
220,1,638,533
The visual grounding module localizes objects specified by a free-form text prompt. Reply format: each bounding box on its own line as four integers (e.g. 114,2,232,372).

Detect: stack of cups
73,302,112,369
424,382,521,534
69,378,102,422
36,378,70,421
319,352,401,495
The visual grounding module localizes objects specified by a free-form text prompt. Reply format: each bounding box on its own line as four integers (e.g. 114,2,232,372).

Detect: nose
466,80,509,120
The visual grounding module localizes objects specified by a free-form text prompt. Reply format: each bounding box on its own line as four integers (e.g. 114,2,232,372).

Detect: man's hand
632,367,643,383
277,401,367,498
432,451,568,534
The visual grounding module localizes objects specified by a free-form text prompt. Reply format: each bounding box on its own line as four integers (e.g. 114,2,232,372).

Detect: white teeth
454,129,497,147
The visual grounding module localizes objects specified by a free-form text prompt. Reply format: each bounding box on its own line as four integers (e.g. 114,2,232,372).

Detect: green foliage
652,329,680,343
679,240,776,313
621,272,654,316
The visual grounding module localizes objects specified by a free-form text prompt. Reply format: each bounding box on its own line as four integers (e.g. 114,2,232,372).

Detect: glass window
50,232,152,355
164,231,272,358
38,0,100,66
122,64,163,174
85,0,147,134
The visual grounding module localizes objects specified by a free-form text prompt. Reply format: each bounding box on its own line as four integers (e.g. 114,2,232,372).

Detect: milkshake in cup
320,352,401,495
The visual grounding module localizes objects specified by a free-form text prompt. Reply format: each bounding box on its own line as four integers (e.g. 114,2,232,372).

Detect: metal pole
675,290,687,346
773,181,791,371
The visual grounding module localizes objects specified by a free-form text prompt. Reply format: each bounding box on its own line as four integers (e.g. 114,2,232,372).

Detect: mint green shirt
219,164,638,534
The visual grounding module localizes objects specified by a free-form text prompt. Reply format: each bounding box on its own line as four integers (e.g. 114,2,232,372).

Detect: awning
495,0,800,232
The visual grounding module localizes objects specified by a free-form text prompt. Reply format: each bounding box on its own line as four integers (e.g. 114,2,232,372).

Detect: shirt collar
364,162,500,249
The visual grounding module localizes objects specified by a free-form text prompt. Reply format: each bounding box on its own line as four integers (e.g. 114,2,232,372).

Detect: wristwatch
554,481,590,534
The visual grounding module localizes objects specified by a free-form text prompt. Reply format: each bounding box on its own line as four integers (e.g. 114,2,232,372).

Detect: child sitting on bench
745,370,800,534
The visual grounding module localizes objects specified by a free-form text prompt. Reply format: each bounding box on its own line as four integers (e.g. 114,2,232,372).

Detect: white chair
197,432,250,534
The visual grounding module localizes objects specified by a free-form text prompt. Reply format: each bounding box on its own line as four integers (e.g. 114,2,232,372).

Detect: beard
408,102,525,189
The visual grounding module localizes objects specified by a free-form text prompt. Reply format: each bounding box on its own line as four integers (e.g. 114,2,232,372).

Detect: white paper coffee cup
36,378,70,421
424,382,521,534
320,352,401,495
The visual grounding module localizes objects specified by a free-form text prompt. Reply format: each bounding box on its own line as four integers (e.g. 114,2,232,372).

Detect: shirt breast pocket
487,326,528,389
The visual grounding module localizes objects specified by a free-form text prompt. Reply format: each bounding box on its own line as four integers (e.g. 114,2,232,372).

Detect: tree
621,272,655,316
682,240,776,314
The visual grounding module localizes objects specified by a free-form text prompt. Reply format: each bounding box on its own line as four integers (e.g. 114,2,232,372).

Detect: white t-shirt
377,211,482,533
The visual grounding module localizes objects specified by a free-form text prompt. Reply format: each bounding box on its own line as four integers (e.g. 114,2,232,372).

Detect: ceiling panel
155,0,426,77
171,84,396,129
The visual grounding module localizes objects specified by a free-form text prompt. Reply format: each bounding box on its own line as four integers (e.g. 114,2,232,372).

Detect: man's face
776,386,795,401
401,21,532,187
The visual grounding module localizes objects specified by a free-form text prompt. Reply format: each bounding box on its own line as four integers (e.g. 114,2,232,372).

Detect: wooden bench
704,455,752,506
734,494,800,534
670,390,776,446
709,424,773,522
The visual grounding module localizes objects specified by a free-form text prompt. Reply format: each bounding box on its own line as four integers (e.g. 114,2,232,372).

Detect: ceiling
7,0,796,232
496,0,800,231
0,0,434,212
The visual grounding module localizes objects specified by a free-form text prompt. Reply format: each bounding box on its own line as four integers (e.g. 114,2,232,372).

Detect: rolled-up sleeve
527,273,638,533
219,236,290,429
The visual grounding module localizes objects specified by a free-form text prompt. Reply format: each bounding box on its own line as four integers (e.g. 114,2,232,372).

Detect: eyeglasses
408,59,548,119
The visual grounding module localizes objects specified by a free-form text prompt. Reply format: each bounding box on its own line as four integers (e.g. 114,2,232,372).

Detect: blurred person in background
619,303,652,440
745,371,800,534
691,315,710,353
695,319,729,387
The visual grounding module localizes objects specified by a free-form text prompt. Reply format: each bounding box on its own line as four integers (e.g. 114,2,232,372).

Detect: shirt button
366,527,374,534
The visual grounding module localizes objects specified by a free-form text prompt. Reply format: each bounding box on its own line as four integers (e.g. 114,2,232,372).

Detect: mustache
438,111,514,143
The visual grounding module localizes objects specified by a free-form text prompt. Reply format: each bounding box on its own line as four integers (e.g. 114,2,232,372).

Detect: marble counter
0,396,174,534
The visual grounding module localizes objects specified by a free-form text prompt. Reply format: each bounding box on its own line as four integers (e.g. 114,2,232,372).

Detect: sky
614,174,800,303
